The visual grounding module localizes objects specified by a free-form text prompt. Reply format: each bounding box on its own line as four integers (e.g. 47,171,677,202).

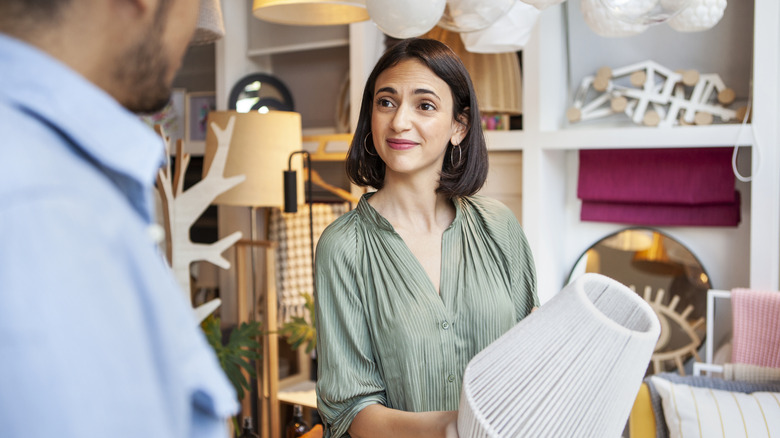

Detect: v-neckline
358,194,461,300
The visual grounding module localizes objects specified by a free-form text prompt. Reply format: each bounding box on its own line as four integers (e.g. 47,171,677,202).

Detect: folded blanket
731,288,780,368
723,363,780,383
578,148,735,204
580,194,740,226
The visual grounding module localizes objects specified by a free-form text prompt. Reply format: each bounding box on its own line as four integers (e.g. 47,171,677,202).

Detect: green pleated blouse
314,193,538,438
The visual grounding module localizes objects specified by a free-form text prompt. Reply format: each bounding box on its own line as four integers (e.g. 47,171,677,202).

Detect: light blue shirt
0,34,238,437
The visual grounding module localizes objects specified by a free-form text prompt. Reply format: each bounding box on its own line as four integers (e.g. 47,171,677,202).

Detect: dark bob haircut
345,38,488,198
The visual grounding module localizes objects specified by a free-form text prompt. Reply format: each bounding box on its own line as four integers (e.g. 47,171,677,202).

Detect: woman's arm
349,405,459,438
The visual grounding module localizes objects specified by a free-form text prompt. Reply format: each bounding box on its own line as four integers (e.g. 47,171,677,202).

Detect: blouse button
447,374,455,383
441,320,450,330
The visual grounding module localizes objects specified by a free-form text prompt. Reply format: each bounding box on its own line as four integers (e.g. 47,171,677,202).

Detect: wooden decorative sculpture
568,60,743,128
155,116,245,322
636,285,705,375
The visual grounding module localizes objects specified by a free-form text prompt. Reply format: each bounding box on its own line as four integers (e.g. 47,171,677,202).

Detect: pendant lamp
252,0,370,26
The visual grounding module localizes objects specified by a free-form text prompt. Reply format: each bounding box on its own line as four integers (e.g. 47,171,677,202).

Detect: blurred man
0,0,237,436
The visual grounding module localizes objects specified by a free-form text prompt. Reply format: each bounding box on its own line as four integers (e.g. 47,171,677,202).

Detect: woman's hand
349,405,459,438
444,417,459,438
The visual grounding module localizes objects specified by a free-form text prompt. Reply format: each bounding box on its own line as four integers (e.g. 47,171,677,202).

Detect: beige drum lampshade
203,111,303,207
458,273,660,437
422,26,522,115
252,0,370,26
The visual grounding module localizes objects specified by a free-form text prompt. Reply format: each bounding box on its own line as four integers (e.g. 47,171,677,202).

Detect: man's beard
115,13,173,114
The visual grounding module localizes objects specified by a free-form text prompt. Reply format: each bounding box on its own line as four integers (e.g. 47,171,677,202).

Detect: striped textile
645,373,780,438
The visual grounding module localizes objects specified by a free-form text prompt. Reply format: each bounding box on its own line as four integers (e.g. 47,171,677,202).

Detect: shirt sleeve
472,195,539,320
504,211,540,320
314,217,387,438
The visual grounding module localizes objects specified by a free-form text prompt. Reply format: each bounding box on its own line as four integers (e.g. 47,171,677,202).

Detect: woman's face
371,59,466,182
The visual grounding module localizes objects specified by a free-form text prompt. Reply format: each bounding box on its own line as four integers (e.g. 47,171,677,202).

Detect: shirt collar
356,192,463,232
0,33,164,215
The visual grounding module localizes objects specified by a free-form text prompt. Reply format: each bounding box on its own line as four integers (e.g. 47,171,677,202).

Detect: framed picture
139,88,186,146
185,91,217,155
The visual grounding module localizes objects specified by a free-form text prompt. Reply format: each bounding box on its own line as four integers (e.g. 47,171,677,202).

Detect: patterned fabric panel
269,203,351,324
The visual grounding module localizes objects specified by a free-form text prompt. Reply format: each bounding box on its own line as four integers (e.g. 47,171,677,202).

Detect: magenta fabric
578,148,740,226
580,191,740,226
730,288,780,368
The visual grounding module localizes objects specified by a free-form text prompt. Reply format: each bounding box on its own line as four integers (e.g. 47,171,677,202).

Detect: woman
314,38,538,438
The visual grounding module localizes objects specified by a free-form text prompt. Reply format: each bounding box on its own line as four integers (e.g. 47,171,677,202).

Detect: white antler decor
156,116,245,323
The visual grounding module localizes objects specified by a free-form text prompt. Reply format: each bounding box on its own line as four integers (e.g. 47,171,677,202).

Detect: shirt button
441,320,450,330
447,374,455,383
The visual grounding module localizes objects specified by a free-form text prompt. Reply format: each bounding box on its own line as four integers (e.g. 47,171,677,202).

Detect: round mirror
228,73,295,113
568,227,711,375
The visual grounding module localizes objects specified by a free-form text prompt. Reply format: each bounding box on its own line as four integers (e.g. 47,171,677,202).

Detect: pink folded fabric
731,288,780,368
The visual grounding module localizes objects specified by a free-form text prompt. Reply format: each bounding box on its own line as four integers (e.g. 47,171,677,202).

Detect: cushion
649,375,780,437
645,373,780,438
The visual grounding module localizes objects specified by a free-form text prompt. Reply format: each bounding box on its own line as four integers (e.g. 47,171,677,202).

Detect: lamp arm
287,150,315,269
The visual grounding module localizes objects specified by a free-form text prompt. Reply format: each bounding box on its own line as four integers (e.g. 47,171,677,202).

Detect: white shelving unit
218,0,780,304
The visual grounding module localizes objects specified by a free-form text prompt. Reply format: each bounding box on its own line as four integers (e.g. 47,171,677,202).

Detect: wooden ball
593,76,610,92
643,110,660,127
735,106,751,122
678,114,693,126
718,88,736,105
630,71,646,87
694,111,714,125
596,66,612,79
567,107,582,123
610,96,628,112
681,70,699,86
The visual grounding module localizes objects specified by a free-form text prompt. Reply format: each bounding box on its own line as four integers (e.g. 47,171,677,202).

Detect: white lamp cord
732,80,757,183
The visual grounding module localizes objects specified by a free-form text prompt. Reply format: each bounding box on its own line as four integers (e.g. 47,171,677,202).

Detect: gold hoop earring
450,143,462,168
363,132,377,156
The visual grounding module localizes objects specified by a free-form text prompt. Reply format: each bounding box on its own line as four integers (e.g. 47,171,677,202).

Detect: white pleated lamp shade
458,273,660,438
253,0,370,26
190,0,226,45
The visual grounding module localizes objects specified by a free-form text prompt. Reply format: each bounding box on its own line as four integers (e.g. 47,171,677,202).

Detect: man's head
0,0,199,113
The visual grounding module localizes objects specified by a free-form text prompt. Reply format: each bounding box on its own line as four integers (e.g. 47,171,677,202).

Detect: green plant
279,292,316,355
201,315,263,401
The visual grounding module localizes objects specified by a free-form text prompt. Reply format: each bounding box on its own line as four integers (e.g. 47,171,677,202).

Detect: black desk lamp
284,151,314,267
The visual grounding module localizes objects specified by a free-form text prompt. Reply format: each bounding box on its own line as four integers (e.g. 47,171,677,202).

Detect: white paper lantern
520,0,566,10
598,0,692,25
457,273,661,438
667,0,727,32
366,0,446,39
581,0,649,37
438,0,515,33
460,1,541,53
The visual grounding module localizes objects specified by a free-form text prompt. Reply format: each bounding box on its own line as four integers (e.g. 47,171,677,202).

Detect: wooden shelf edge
248,39,350,57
